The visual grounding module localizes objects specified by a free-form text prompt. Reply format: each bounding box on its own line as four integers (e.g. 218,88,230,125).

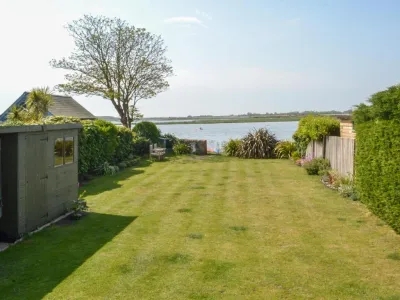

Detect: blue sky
1,0,400,117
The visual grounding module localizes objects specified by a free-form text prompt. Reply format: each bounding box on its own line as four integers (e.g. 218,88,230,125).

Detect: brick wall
180,139,208,155
340,121,356,139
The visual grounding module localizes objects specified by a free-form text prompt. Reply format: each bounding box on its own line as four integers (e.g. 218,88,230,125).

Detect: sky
1,0,400,118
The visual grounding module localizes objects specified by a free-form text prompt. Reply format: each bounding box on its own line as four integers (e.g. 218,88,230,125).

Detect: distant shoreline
153,116,301,125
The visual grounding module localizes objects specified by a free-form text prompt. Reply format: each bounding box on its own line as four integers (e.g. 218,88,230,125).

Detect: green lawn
0,156,399,299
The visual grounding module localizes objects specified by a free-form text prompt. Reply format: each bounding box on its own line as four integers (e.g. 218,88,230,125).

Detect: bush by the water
303,158,330,175
132,121,161,143
224,139,242,157
293,115,340,156
274,140,296,159
173,142,192,155
237,128,278,159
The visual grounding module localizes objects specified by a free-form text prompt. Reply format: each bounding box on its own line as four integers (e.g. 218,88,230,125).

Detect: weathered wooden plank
308,136,355,176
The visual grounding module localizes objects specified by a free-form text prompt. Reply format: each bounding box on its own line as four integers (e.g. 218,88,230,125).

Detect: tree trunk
120,115,128,127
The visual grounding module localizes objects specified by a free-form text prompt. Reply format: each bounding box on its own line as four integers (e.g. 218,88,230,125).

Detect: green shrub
223,139,242,157
173,142,192,155
339,184,358,200
132,136,151,156
293,115,340,156
291,151,301,161
117,162,127,169
128,158,140,166
71,199,88,219
123,160,132,167
43,116,81,124
237,128,278,159
93,119,119,158
132,121,161,143
274,140,297,159
124,159,136,167
303,158,330,175
78,120,119,175
355,120,400,233
114,127,134,163
96,162,119,176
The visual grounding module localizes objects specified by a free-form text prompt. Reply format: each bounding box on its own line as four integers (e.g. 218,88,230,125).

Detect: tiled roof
49,95,95,119
0,92,96,121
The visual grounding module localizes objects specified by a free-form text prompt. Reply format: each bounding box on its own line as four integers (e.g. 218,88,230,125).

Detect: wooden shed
0,123,82,241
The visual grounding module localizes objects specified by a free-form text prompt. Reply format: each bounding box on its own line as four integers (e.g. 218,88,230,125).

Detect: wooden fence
306,136,355,176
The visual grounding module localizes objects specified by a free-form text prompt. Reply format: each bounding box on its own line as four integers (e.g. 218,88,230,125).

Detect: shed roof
0,123,82,134
0,92,96,121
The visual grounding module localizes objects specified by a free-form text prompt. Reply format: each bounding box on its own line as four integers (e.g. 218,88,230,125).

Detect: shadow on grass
0,212,137,300
81,159,152,197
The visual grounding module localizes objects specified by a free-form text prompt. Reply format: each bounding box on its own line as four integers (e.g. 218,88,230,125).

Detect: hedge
355,120,400,233
114,127,134,163
78,120,118,175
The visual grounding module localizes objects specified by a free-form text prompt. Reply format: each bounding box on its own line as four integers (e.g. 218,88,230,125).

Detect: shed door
25,133,48,231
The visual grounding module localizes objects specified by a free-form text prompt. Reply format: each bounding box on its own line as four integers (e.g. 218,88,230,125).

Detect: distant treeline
98,110,352,124
143,110,352,121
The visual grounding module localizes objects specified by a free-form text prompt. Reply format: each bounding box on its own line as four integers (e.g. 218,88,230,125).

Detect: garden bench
149,143,166,161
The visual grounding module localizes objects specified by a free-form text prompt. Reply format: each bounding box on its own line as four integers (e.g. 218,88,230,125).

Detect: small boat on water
199,127,203,130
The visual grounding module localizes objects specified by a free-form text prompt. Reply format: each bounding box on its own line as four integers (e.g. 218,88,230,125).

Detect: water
158,121,298,152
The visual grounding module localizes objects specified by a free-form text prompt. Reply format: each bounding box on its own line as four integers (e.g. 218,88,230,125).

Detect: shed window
54,137,75,167
64,137,74,164
54,138,64,167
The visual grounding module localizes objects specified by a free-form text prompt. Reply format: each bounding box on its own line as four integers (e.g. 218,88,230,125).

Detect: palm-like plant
26,87,53,121
237,128,278,159
224,139,242,156
7,105,29,122
274,140,297,159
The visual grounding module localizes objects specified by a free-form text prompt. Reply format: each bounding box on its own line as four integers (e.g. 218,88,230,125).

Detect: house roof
49,95,96,119
0,92,96,121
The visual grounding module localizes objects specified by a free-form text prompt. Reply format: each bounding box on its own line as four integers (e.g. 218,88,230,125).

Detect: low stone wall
180,139,207,155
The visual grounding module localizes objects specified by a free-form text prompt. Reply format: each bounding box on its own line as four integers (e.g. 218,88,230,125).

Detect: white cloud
164,17,207,28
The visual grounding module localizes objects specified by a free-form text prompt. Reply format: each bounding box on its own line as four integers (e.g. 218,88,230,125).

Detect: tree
50,15,173,128
7,87,53,122
26,87,53,121
353,84,400,125
129,106,143,124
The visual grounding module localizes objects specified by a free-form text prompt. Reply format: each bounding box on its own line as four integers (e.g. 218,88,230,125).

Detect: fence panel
306,137,355,176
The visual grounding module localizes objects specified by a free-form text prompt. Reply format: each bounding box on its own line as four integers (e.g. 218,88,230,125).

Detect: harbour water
157,121,298,152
